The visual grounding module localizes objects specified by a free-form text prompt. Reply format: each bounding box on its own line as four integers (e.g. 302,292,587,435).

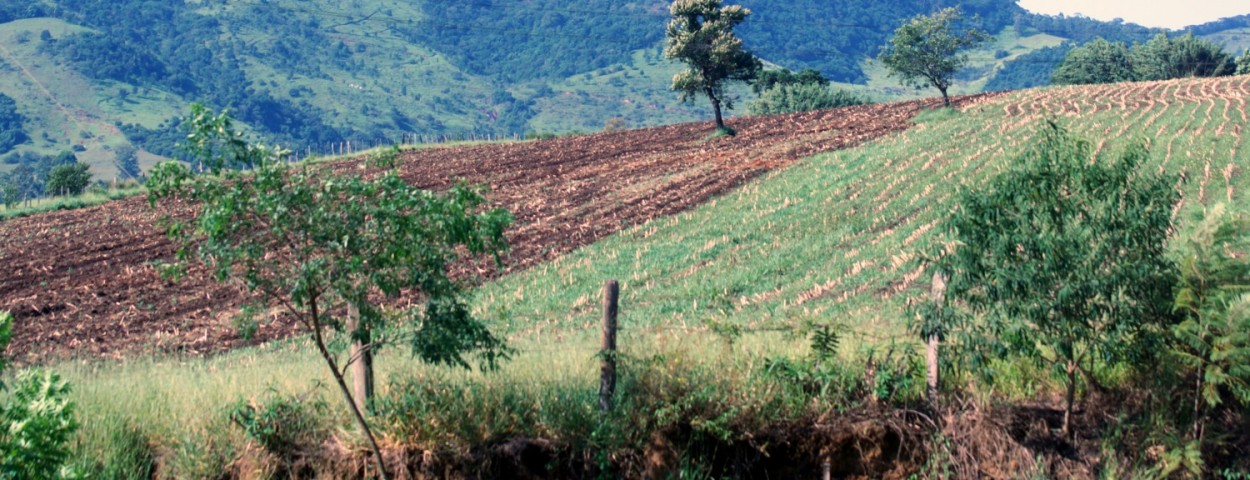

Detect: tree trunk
707,88,725,130
1192,360,1205,443
347,302,375,414
1063,360,1077,437
311,300,389,480
927,271,948,408
939,86,951,107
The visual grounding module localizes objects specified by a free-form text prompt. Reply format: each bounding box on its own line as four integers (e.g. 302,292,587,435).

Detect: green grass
14,76,1250,475
0,185,145,221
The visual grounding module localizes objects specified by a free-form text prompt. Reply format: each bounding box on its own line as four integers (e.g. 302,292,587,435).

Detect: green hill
0,0,1246,179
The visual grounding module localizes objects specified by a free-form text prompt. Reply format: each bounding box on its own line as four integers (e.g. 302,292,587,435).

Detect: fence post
599,280,619,411
347,302,375,413
927,271,947,408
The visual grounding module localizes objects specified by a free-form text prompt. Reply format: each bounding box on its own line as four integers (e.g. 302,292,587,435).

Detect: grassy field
20,75,1246,476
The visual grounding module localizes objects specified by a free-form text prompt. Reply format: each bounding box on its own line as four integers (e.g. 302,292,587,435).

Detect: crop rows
471,76,1250,350
0,95,981,363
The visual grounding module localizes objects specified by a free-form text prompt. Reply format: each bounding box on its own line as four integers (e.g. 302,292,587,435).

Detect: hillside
0,95,977,364
2,0,1245,179
19,75,1248,479
472,75,1250,350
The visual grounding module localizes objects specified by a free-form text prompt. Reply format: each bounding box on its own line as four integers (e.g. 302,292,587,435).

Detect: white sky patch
1017,0,1250,29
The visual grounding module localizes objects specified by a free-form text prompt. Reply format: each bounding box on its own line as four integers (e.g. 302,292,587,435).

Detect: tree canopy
664,0,762,131
1050,39,1135,85
0,94,28,156
147,105,513,478
1052,33,1235,85
878,7,992,107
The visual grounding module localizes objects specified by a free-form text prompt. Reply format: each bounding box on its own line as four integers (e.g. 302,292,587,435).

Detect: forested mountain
0,0,1246,178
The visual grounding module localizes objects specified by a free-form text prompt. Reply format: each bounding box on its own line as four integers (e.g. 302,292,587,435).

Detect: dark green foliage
1169,205,1250,443
112,145,141,181
400,0,1019,85
1017,14,1158,45
934,121,1179,434
751,68,828,94
44,163,92,197
985,45,1072,91
1053,33,1235,85
397,1,662,83
0,182,17,209
0,94,28,155
665,0,762,130
42,33,168,86
119,120,182,159
747,83,868,115
1132,33,1235,81
0,152,78,201
878,8,992,106
1239,50,1250,75
1051,39,1135,85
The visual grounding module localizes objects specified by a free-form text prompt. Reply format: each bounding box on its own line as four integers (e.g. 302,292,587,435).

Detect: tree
1239,50,1250,75
878,7,992,107
113,144,142,181
934,121,1178,436
747,83,868,116
44,163,91,197
1,181,17,209
1169,204,1250,445
664,0,761,132
1132,33,1235,81
147,106,512,479
1051,38,1136,85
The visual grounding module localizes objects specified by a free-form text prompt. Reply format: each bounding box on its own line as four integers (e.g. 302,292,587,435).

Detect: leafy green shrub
0,312,82,480
747,83,870,116
230,390,329,461
1168,203,1250,444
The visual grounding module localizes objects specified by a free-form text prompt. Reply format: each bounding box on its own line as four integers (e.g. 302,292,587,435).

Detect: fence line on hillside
284,131,525,163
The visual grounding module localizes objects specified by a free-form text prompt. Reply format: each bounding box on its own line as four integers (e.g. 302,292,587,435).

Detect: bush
1168,204,1250,445
748,83,870,116
230,390,329,463
0,312,82,479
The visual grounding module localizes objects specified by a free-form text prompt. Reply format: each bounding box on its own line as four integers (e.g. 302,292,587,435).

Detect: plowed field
0,95,997,363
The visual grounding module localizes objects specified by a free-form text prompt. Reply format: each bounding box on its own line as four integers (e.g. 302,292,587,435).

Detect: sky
1017,0,1250,29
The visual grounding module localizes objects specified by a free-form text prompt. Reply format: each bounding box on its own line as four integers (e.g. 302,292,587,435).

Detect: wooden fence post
927,271,948,408
347,302,375,413
599,280,619,411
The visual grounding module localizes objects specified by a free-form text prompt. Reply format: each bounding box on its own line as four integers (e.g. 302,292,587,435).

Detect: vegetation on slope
7,75,1242,477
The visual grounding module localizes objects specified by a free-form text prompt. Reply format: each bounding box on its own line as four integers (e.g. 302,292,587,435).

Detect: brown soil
0,95,1001,364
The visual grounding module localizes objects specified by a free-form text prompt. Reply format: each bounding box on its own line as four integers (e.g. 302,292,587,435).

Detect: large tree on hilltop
664,0,761,133
879,7,991,107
